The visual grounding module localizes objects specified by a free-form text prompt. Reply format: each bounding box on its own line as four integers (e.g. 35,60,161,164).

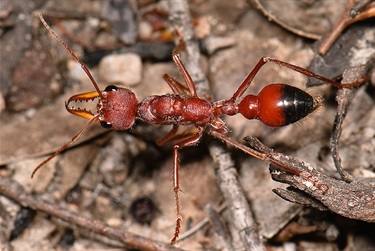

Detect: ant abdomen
238,84,318,127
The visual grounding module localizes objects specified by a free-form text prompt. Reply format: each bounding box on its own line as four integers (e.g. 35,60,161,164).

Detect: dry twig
247,137,375,222
318,0,375,55
209,132,375,222
0,177,183,251
330,64,370,182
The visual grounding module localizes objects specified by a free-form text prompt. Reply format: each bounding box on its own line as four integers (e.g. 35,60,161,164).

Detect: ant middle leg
156,124,179,146
170,128,204,244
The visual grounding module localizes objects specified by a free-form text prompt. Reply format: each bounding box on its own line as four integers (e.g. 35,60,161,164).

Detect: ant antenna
31,114,99,178
38,13,104,99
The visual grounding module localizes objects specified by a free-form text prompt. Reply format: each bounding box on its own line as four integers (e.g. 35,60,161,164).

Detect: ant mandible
34,13,360,244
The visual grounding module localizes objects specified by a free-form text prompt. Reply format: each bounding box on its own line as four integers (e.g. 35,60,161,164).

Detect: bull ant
33,13,360,244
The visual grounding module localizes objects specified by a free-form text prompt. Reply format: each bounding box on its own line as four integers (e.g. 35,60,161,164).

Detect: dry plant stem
209,142,265,250
351,0,374,16
330,87,356,183
318,0,375,55
210,131,375,222
268,160,375,222
246,136,375,222
178,204,227,241
0,177,183,251
330,65,368,182
249,0,321,40
205,204,234,251
51,219,125,248
178,216,210,241
0,6,13,19
272,188,329,212
209,142,265,251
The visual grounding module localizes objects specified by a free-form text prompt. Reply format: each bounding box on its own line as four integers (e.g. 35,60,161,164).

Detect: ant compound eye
100,121,113,129
104,85,118,92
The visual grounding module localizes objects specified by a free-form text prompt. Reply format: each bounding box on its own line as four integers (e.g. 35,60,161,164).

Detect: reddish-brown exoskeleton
34,13,361,244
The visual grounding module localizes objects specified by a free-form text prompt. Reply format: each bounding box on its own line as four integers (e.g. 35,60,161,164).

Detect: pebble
99,53,142,86
0,91,5,113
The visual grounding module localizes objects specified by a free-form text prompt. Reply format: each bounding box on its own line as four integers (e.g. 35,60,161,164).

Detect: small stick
0,177,183,251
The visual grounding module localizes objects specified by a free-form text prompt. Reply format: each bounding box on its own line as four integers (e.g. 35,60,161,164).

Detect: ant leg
230,57,364,101
171,37,198,97
208,130,268,162
156,124,179,146
170,128,204,244
265,57,365,88
230,57,270,101
172,53,198,97
31,114,99,178
163,74,190,95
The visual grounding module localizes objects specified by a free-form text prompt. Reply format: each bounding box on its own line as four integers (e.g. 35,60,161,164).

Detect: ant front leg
163,74,190,95
170,35,198,98
170,128,204,244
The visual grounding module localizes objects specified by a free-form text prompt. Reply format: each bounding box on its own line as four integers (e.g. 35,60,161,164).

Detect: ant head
99,85,138,130
35,14,140,178
66,85,138,130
